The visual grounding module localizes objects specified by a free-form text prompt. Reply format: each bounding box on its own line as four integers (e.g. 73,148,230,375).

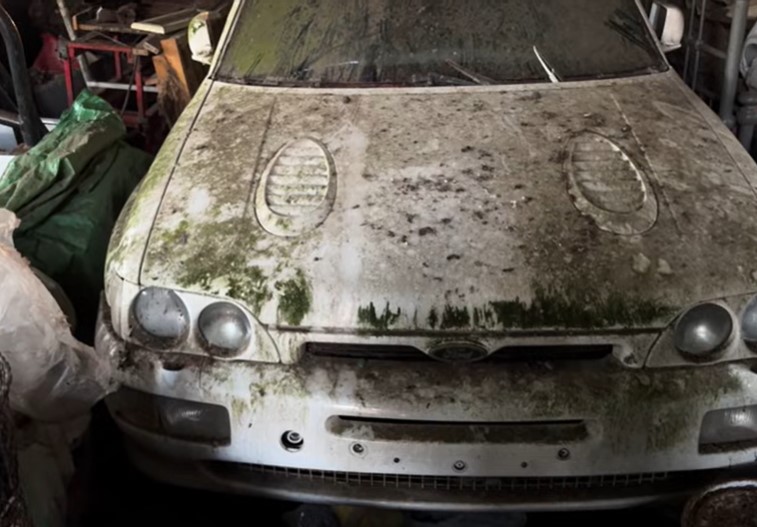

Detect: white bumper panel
98,311,757,507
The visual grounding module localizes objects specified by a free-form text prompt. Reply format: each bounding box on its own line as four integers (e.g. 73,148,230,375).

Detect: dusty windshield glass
216,0,666,86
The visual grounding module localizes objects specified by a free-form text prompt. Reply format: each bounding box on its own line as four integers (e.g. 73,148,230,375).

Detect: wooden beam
131,8,197,35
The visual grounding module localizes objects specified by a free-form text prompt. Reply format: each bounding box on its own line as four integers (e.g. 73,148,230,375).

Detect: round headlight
741,296,757,344
674,303,733,359
198,303,250,357
132,288,189,343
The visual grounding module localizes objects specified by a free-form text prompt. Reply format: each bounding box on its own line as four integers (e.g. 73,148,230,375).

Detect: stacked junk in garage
0,1,226,525
3,0,757,526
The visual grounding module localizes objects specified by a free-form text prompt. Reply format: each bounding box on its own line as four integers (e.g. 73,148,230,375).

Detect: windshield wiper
532,46,561,84
445,60,494,85
408,72,478,86
607,11,656,53
241,75,326,88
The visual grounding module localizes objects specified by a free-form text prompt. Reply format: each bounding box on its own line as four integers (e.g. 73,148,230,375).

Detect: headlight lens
198,302,250,357
131,287,189,343
741,296,757,344
674,303,732,359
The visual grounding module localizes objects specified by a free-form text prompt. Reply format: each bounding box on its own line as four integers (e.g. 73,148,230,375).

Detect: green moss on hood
440,305,471,329
427,307,439,329
160,218,273,314
276,269,312,326
417,284,675,332
489,285,675,329
358,302,401,330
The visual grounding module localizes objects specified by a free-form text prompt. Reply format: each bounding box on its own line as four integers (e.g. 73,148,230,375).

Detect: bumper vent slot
327,416,589,444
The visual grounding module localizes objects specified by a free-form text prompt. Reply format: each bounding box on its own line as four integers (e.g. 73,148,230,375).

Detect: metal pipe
683,0,699,82
737,90,757,149
87,81,159,93
719,0,750,127
692,0,709,92
0,6,45,146
684,38,729,60
56,0,93,85
739,123,755,148
0,109,21,127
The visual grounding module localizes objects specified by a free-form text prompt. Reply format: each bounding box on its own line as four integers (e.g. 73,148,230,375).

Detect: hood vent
565,133,658,235
255,138,337,237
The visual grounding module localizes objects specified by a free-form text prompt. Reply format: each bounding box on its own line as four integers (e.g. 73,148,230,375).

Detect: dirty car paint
118,72,757,334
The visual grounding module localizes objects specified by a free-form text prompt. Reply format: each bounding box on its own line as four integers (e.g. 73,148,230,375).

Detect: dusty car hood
139,72,757,332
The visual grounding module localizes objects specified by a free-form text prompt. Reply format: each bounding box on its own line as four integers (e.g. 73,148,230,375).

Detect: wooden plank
153,53,185,124
76,20,150,35
152,32,207,124
160,33,205,96
131,8,197,35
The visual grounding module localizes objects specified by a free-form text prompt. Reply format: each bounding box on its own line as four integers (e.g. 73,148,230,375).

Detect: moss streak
358,302,401,330
276,269,312,326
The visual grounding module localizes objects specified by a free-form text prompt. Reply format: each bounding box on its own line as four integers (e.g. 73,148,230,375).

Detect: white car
98,0,757,511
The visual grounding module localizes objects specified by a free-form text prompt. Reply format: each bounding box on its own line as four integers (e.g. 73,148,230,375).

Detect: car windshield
216,0,666,87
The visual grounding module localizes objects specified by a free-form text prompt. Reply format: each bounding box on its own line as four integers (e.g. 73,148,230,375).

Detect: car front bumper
97,308,757,511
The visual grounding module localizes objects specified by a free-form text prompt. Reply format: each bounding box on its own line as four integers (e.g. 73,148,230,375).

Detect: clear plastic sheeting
0,208,113,422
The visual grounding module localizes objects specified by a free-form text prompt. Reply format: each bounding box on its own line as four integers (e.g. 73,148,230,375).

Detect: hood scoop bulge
565,132,658,235
255,138,337,237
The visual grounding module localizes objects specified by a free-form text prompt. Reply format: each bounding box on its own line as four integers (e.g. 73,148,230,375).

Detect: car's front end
98,309,757,510
97,0,757,511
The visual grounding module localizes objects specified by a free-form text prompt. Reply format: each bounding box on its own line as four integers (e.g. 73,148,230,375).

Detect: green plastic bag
0,91,153,339
0,91,127,228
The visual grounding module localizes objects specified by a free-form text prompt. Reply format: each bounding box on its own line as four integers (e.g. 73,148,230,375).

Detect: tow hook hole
521,462,528,469
393,458,400,464
558,448,571,461
350,443,366,456
453,460,467,472
281,431,304,452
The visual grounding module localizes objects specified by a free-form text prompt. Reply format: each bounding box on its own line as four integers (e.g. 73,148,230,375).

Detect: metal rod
719,0,750,126
683,0,699,82
692,0,709,93
56,0,93,85
739,123,755,148
683,38,729,60
0,109,21,127
86,81,159,93
64,45,75,107
135,58,145,119
0,6,45,146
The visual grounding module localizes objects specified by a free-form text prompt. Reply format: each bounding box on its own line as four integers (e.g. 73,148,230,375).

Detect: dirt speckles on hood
137,73,757,332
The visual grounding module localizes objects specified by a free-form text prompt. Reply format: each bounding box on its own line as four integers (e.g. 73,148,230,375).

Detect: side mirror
188,4,232,66
649,1,685,53
188,12,215,66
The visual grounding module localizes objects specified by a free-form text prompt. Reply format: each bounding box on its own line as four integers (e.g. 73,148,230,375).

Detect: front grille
305,343,428,361
206,462,672,492
304,343,613,363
